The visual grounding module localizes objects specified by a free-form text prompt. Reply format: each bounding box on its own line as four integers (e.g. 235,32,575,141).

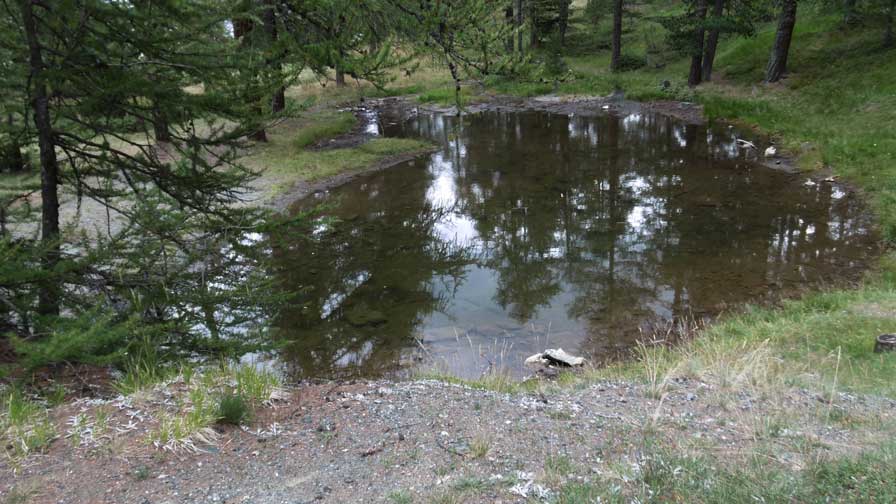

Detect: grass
291,111,357,149
544,454,576,486
228,361,283,405
147,362,283,451
414,368,522,394
246,114,432,197
148,384,219,452
417,86,480,107
386,490,413,504
1,484,40,504
552,441,896,503
217,393,251,425
113,351,179,395
582,283,896,398
469,435,491,459
0,389,57,465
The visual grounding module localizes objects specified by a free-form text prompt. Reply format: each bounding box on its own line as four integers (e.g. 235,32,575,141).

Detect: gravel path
5,377,894,504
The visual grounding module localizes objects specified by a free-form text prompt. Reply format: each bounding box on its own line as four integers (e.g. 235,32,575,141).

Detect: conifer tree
2,0,279,344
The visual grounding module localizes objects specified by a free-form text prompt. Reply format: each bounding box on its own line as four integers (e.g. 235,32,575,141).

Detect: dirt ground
2,375,894,504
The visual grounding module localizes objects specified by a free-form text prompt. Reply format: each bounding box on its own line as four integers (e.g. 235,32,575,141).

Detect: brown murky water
273,107,878,380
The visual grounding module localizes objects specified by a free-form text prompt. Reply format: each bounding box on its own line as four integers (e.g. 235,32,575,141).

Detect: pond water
272,106,878,380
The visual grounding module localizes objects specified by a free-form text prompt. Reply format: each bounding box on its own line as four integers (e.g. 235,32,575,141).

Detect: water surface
273,108,877,379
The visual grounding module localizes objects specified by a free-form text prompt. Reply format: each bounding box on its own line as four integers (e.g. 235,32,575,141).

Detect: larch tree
3,0,279,346
766,0,798,82
884,0,895,47
688,0,709,86
611,0,624,71
387,0,511,110
516,0,525,58
701,0,726,81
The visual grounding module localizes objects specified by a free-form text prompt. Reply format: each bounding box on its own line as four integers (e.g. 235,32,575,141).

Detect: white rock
525,348,585,367
524,353,546,365
543,348,585,366
764,145,777,157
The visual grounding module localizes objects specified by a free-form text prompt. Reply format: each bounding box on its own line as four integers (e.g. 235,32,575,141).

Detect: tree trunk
1,114,25,172
701,0,725,81
272,87,286,112
688,0,709,87
611,0,623,70
21,0,61,317
885,0,895,48
558,0,570,46
529,1,539,49
335,66,346,87
234,17,268,142
515,0,524,58
262,0,285,113
843,0,859,26
505,6,514,54
1,140,24,173
152,107,171,143
766,0,798,83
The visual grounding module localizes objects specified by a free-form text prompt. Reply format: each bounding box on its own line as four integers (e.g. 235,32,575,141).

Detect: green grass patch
292,111,357,149
246,110,433,190
114,345,179,395
417,86,479,107
257,136,432,184
217,393,251,425
554,442,896,503
0,389,57,463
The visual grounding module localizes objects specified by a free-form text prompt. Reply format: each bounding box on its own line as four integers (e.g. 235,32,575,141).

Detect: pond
272,104,879,380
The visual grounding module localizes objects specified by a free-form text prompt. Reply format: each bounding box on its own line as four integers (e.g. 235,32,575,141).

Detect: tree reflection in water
272,109,878,380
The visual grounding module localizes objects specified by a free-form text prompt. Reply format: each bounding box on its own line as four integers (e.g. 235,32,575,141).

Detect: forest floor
2,367,896,503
